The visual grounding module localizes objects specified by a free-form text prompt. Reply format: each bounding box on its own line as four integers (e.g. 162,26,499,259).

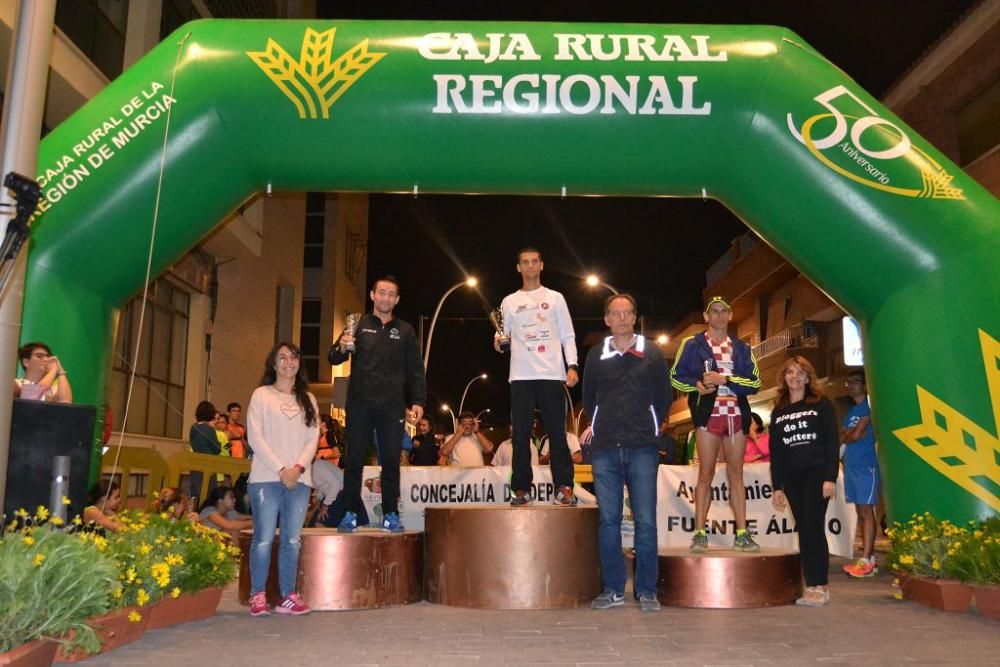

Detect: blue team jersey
843,397,878,468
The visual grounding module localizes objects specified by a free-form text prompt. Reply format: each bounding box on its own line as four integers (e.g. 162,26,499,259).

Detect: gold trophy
489,307,510,353
343,313,362,352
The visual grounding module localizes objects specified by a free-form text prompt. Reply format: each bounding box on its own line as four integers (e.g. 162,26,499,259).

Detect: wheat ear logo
894,329,1000,511
247,27,386,119
788,85,964,200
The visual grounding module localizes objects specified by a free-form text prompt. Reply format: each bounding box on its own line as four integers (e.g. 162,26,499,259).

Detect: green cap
704,296,732,312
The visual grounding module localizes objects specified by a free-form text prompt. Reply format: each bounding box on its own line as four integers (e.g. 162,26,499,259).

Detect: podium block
424,505,601,609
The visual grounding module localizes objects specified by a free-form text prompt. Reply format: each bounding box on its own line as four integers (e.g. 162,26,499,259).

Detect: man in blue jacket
583,294,670,612
671,296,761,553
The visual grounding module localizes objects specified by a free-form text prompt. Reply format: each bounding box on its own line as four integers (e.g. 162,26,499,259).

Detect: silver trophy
489,307,510,353
343,313,362,352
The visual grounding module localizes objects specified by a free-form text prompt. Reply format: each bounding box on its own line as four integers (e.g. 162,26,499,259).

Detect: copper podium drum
657,548,803,608
424,505,601,609
238,528,423,610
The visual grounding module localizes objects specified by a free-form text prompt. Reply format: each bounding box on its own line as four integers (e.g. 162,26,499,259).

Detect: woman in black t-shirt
769,356,840,607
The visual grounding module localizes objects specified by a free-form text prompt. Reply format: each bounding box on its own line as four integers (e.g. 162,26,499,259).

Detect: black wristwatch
567,364,580,373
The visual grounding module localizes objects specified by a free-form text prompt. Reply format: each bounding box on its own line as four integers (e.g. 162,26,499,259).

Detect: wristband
567,364,579,373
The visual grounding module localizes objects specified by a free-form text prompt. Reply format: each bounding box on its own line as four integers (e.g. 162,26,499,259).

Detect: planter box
0,640,57,667
145,587,224,630
971,584,1000,620
899,575,973,612
54,607,148,663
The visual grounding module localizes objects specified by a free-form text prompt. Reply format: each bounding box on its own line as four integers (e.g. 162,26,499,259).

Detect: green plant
885,512,966,578
96,510,239,619
94,510,191,615
0,507,116,654
945,516,1000,586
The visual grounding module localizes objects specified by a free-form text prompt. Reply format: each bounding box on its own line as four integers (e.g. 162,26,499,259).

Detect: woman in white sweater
246,342,319,617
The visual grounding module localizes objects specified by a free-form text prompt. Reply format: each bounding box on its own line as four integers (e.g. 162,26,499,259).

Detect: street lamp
585,273,619,295
440,403,457,432
424,276,478,372
656,334,669,345
475,408,491,422
458,373,488,415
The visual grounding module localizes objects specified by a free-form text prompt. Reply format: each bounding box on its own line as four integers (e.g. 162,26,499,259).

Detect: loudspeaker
4,399,96,521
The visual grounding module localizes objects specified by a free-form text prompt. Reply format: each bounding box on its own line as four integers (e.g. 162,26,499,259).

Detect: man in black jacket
583,294,670,612
329,275,426,533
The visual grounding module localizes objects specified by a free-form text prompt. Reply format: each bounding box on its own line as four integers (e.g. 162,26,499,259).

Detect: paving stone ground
84,557,998,666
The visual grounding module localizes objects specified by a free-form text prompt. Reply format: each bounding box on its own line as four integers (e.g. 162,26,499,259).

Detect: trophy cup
343,313,362,352
489,307,510,353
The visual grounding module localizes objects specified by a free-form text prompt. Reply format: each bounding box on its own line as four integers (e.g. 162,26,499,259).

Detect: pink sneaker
274,592,311,615
249,591,270,617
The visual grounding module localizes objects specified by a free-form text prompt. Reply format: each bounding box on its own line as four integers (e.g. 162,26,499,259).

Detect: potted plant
56,510,171,662
945,516,1000,619
886,513,973,612
140,513,240,629
0,507,116,666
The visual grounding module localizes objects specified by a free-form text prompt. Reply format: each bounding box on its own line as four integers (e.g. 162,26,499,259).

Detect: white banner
361,465,557,531
657,463,856,557
359,463,856,557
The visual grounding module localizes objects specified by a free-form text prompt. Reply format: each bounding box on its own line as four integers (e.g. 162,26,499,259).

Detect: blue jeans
248,481,311,597
592,445,659,597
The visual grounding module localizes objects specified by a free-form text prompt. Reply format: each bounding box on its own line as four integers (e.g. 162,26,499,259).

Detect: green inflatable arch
24,21,1000,522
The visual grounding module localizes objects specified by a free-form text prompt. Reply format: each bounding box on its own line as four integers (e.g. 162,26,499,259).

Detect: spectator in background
840,370,881,579
315,415,342,463
493,426,539,467
410,416,440,466
13,341,73,403
199,485,253,538
188,400,221,504
310,458,343,525
190,401,221,454
152,486,199,521
227,402,248,458
540,431,583,464
83,479,122,533
441,411,494,466
744,412,771,463
657,418,677,464
215,413,232,457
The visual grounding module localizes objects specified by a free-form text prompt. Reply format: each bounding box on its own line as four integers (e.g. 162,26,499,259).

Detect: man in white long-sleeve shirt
495,247,579,506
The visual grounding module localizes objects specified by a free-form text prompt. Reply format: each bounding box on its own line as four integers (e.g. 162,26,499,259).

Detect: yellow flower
72,515,83,526
137,589,150,606
126,567,137,582
35,505,49,521
113,588,123,599
22,535,34,546
92,535,108,552
128,610,142,623
893,591,903,600
171,587,181,599
61,496,72,506
33,553,46,566
898,554,915,566
49,516,64,526
166,554,184,566
139,543,152,556
932,559,940,570
160,512,170,520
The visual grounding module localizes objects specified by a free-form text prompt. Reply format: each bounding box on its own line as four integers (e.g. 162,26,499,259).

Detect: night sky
317,0,977,429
